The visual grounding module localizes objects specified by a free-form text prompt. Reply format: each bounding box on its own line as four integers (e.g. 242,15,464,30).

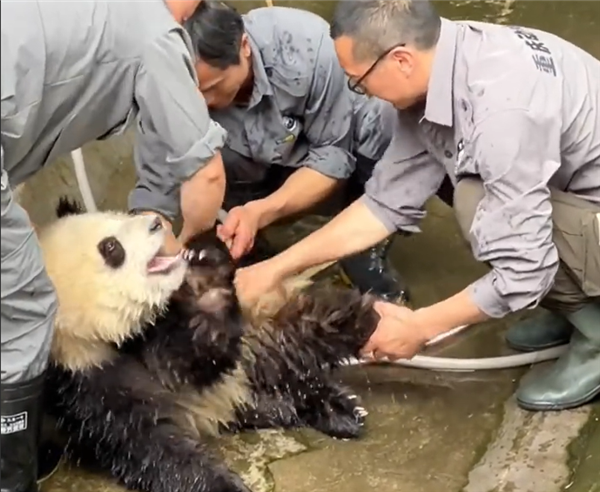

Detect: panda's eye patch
97,236,126,269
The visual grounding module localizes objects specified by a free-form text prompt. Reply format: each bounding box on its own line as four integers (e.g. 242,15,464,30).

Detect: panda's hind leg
232,380,366,439
232,393,301,432
294,375,368,440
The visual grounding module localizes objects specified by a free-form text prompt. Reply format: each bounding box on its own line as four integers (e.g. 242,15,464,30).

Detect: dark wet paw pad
309,392,369,440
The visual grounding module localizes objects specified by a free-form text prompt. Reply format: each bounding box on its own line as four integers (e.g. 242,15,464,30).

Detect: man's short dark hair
184,1,245,69
330,0,441,61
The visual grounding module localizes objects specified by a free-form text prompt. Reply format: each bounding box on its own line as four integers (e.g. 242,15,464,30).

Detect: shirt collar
246,32,273,108
423,18,458,127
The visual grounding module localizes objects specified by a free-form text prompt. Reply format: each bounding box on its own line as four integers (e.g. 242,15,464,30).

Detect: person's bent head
331,0,441,109
185,1,253,109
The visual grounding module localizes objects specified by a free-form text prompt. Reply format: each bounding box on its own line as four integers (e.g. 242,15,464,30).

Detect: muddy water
40,2,600,492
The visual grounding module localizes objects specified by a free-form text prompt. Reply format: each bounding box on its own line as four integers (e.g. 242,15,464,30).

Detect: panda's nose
149,216,163,233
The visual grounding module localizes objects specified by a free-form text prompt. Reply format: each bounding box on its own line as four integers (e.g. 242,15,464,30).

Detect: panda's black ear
56,197,85,218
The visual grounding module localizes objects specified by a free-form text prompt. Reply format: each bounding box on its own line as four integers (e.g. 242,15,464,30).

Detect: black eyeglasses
347,43,406,95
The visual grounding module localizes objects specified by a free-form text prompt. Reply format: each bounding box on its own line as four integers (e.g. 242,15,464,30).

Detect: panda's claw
354,406,368,418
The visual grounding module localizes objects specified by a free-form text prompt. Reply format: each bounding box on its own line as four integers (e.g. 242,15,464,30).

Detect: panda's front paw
304,389,369,440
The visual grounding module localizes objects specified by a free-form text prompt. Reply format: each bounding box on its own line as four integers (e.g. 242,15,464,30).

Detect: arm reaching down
250,29,358,226
249,167,340,231
129,28,227,236
218,31,357,258
234,107,447,305
179,152,226,242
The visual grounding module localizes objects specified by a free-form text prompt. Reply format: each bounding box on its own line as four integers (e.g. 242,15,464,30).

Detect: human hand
216,204,261,260
234,259,286,306
361,301,430,361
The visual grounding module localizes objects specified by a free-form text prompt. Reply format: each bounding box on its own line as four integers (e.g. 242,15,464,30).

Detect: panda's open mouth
147,252,183,274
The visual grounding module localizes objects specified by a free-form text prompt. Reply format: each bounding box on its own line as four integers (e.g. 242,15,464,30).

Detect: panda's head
39,199,187,369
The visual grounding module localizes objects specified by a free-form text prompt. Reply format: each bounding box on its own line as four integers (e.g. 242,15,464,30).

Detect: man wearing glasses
236,0,600,412
184,1,422,302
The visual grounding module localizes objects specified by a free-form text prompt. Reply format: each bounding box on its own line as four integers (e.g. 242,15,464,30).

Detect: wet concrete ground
41,196,599,492
37,1,599,491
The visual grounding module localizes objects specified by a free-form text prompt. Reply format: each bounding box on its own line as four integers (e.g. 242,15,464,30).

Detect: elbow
500,250,560,313
183,152,226,192
196,152,226,185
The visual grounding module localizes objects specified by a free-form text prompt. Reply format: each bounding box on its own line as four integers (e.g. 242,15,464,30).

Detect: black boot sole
517,384,600,412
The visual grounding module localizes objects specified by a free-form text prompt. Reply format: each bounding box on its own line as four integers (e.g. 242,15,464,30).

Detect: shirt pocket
269,115,302,166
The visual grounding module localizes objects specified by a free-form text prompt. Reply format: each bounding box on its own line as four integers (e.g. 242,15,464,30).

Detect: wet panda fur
41,197,380,492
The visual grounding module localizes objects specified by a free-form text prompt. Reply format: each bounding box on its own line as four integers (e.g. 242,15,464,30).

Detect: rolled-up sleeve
129,29,227,220
466,109,561,318
361,107,446,233
296,33,355,180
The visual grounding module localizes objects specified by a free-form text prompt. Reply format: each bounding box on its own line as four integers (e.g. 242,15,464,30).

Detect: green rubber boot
505,310,574,352
516,303,600,412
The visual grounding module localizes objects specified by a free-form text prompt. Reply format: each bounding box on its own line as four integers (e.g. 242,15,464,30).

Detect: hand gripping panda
39,198,381,492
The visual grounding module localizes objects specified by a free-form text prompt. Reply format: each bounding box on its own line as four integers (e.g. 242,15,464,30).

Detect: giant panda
39,198,380,492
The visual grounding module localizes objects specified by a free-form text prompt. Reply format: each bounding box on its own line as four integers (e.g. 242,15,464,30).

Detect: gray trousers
1,156,57,384
454,177,600,313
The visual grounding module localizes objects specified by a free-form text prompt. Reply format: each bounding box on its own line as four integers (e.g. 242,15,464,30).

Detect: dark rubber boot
339,238,410,303
516,303,600,412
505,310,574,352
1,375,44,492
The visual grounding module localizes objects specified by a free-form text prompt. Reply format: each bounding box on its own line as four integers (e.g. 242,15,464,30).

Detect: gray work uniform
207,6,392,209
1,0,226,383
364,18,600,318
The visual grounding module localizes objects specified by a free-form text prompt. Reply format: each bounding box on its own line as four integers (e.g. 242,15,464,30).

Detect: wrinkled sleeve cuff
169,120,227,183
360,194,422,235
299,146,355,180
468,272,512,319
128,186,180,222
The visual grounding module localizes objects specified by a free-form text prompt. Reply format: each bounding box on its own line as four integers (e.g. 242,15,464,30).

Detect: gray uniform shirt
364,18,600,318
209,6,391,180
1,0,226,220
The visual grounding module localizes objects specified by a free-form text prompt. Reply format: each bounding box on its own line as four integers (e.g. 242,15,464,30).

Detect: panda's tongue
147,254,181,274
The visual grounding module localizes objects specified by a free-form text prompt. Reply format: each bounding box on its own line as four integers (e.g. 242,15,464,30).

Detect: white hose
341,346,567,372
71,148,98,212
72,148,566,372
341,323,567,371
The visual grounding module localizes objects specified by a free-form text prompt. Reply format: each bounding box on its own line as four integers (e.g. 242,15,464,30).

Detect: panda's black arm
237,287,378,440
246,286,379,380
122,308,243,392
44,360,250,492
